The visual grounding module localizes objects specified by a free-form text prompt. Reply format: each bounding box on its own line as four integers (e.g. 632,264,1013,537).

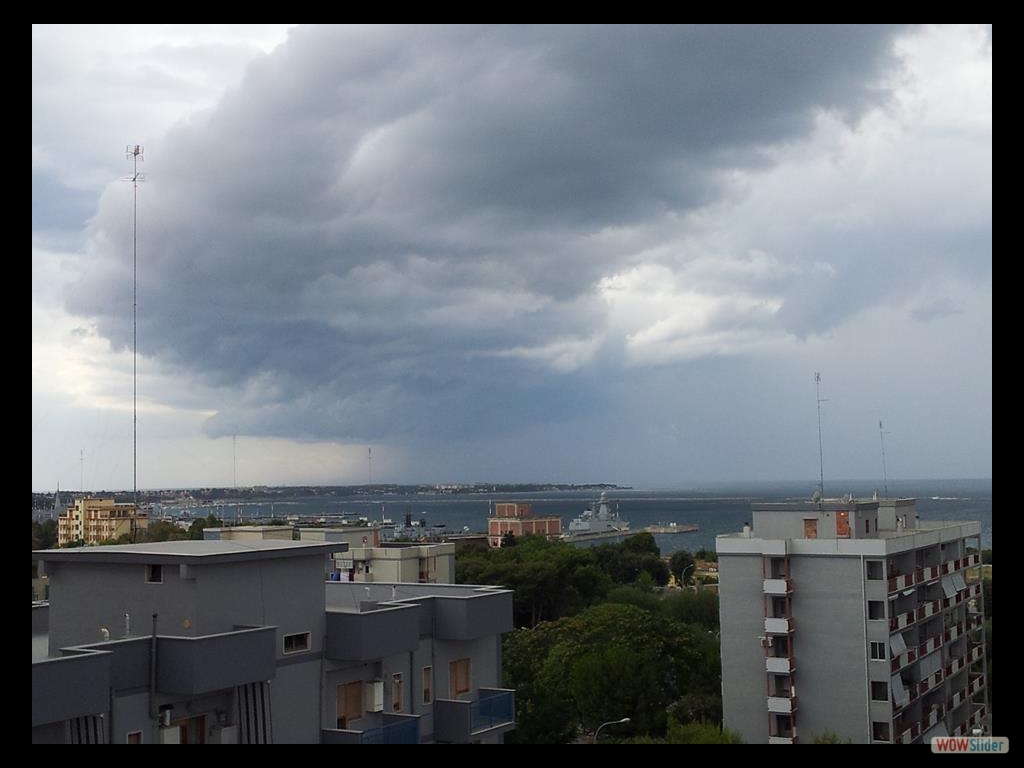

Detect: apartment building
717,496,988,744
204,526,455,584
32,539,515,744
57,497,148,546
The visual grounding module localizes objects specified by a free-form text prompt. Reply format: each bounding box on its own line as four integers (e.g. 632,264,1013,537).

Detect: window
803,519,818,539
866,560,884,580
449,658,471,698
870,641,887,660
145,564,163,583
127,731,143,744
871,681,888,701
392,673,403,712
872,721,891,742
422,666,433,704
336,681,363,729
868,601,885,620
836,510,850,538
865,519,871,534
283,632,310,654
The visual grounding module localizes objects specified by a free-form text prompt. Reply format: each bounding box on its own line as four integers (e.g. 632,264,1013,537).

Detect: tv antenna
368,447,373,487
815,372,827,500
123,144,145,541
879,420,890,498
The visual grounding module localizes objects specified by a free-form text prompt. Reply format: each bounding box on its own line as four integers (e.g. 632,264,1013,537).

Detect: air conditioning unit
366,680,384,712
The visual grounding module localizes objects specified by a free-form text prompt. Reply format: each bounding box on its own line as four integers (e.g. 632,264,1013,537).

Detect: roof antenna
815,372,827,501
123,144,145,542
879,420,890,499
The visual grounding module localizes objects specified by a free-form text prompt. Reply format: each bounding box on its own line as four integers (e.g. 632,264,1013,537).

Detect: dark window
868,601,885,620
872,721,891,742
871,681,888,701
283,632,310,654
145,564,162,583
870,641,887,660
866,560,884,580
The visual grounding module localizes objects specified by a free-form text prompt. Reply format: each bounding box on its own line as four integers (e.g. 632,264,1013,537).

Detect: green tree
982,548,992,564
662,588,719,631
188,513,222,540
500,530,517,548
32,519,58,550
142,520,189,542
669,549,696,586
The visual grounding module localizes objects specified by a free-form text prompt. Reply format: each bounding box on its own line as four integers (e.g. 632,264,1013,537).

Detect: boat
563,491,630,539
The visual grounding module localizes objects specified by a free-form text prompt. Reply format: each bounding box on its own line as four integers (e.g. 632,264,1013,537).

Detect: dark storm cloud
67,24,913,443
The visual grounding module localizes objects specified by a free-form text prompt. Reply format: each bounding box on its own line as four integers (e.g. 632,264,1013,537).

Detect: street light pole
594,717,631,744
682,562,696,587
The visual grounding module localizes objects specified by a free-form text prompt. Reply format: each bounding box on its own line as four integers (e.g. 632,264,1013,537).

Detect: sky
32,24,991,491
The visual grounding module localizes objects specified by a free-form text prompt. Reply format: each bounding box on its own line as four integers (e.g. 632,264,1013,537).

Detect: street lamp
681,562,696,587
594,717,631,743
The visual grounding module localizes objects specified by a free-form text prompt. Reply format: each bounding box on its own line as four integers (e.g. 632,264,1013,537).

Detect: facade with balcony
32,540,515,744
718,497,988,744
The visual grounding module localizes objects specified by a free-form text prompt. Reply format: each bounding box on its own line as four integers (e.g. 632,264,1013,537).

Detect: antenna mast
368,447,373,487
124,144,145,541
233,433,237,490
879,420,890,498
815,372,826,499
80,449,84,497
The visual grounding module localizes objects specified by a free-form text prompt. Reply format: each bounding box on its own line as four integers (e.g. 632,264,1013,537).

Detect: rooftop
32,539,338,565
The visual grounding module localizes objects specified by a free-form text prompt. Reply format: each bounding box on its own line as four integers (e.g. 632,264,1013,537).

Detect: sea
167,478,992,555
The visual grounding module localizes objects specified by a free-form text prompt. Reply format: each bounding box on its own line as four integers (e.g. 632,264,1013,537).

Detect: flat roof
32,539,338,565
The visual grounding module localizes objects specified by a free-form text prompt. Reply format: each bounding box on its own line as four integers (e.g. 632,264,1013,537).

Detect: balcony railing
767,695,797,714
891,609,916,632
766,656,795,674
434,688,516,743
763,578,793,595
321,714,421,745
764,617,794,634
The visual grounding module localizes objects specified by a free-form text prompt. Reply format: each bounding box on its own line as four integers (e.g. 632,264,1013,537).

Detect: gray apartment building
717,497,988,744
32,539,515,744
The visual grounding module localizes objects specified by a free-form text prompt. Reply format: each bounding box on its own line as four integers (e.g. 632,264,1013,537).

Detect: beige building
57,497,148,546
204,525,455,585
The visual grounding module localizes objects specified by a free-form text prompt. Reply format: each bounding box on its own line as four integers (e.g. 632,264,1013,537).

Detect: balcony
764,617,794,634
766,656,795,674
891,648,917,673
895,721,921,745
916,599,941,621
325,604,418,662
890,606,917,631
763,578,793,595
156,627,277,696
32,648,111,727
968,675,985,697
322,714,421,744
434,688,515,743
767,695,797,714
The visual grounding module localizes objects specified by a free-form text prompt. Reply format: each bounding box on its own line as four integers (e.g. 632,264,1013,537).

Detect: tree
571,644,666,735
32,519,58,550
982,548,992,564
500,530,517,548
669,550,696,586
188,513,222,540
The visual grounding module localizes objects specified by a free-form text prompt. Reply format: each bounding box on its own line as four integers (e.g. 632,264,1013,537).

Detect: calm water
179,478,992,555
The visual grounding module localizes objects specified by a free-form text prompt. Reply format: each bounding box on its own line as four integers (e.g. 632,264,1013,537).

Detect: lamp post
681,562,696,587
594,717,630,743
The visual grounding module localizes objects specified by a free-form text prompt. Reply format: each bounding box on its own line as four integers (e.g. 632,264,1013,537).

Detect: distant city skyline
33,25,991,491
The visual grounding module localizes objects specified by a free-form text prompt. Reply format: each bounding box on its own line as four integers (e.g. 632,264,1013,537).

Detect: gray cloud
66,24,942,448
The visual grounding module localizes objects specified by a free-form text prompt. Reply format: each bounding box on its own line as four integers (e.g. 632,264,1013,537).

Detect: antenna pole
80,449,84,497
368,447,373,487
124,144,145,542
815,372,825,499
879,420,890,498
233,434,237,490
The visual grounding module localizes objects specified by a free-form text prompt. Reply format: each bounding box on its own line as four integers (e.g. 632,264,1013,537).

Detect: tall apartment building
32,539,515,744
57,497,148,546
717,496,988,744
487,502,562,548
